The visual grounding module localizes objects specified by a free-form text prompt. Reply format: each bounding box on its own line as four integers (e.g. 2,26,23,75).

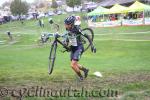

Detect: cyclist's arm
61,32,69,46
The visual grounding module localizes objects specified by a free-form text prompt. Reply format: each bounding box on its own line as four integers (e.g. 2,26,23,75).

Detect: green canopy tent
108,4,129,14
87,1,150,27
87,4,129,16
128,1,150,24
128,1,150,12
87,6,109,16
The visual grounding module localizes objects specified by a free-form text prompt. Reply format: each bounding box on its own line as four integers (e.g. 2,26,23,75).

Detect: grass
0,13,150,100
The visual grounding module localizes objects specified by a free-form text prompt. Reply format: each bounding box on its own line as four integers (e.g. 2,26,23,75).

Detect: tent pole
143,10,145,25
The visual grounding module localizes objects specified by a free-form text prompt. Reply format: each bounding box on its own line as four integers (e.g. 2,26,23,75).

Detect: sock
72,65,83,78
78,65,87,72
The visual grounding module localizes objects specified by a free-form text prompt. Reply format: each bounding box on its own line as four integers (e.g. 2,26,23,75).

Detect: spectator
7,31,13,41
38,19,42,27
92,16,97,22
41,19,44,27
48,18,53,24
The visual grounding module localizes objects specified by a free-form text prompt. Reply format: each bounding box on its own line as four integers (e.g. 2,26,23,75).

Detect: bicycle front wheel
48,42,57,75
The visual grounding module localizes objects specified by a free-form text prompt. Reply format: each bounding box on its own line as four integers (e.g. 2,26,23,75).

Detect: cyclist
64,16,95,81
48,18,59,32
48,18,53,24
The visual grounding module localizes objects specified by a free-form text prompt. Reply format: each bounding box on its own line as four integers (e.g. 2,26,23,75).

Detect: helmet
64,16,76,25
49,18,53,24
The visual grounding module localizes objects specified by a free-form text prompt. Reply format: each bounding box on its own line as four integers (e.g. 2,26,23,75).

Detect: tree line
2,0,97,15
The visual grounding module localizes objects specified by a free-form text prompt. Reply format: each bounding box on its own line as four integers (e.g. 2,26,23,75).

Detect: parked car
26,15,34,20
48,11,55,16
10,15,18,21
56,10,62,15
0,17,4,25
37,13,45,19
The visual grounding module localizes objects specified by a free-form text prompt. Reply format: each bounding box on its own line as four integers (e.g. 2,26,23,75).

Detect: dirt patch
1,72,150,88
1,72,150,100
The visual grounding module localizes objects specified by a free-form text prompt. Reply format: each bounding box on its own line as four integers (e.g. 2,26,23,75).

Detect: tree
38,2,45,8
66,0,81,11
51,0,58,9
2,1,11,8
10,0,29,15
86,0,102,2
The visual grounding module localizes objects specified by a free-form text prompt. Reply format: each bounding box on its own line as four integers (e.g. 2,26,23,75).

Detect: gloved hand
91,45,96,53
54,33,61,38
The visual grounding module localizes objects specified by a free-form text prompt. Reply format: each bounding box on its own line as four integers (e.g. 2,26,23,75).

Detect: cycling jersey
66,25,84,61
67,25,83,47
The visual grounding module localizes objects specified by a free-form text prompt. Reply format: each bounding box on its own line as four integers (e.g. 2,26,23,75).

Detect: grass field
0,13,150,100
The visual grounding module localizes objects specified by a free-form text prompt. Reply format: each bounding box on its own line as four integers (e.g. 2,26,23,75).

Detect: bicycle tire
48,42,57,75
81,28,94,52
81,28,94,41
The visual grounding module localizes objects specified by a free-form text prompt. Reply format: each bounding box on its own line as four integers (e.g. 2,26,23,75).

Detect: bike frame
52,35,70,52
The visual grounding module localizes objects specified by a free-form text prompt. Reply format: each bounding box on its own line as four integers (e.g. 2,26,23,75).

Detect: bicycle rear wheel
81,28,94,52
81,28,94,41
48,42,57,75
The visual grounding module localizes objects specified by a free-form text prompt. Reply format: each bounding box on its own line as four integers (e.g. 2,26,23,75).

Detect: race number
69,34,77,46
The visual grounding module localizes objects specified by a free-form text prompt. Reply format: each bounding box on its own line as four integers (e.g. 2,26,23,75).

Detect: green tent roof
108,4,129,14
128,1,150,12
87,4,129,15
87,6,109,16
87,1,150,16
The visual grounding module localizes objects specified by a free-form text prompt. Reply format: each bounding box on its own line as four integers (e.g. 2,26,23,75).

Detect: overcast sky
0,0,35,6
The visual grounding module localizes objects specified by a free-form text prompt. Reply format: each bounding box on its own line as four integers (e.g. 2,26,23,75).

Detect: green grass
0,13,150,100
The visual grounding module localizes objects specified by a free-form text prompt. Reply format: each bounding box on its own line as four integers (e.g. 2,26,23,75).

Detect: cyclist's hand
54,33,60,38
91,45,96,53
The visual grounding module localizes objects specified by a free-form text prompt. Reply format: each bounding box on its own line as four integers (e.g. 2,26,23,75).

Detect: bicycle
48,28,95,75
37,20,60,46
37,33,52,46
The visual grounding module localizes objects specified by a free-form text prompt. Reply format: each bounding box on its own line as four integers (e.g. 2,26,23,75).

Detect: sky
0,0,35,6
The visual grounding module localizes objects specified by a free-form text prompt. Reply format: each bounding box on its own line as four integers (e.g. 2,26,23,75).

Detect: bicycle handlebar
41,32,68,39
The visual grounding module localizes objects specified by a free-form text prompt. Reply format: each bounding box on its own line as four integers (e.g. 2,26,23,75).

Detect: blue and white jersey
66,25,83,47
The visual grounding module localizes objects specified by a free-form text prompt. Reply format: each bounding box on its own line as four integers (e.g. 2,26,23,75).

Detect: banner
88,20,121,27
145,18,150,25
88,18,150,27
122,18,143,26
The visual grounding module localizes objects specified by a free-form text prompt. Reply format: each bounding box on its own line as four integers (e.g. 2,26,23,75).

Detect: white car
37,13,45,18
10,15,18,21
48,11,55,16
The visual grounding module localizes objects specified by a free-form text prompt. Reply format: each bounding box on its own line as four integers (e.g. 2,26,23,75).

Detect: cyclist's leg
70,50,83,80
71,60,89,79
71,60,83,79
9,35,13,41
72,47,89,78
78,64,89,78
70,46,89,79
